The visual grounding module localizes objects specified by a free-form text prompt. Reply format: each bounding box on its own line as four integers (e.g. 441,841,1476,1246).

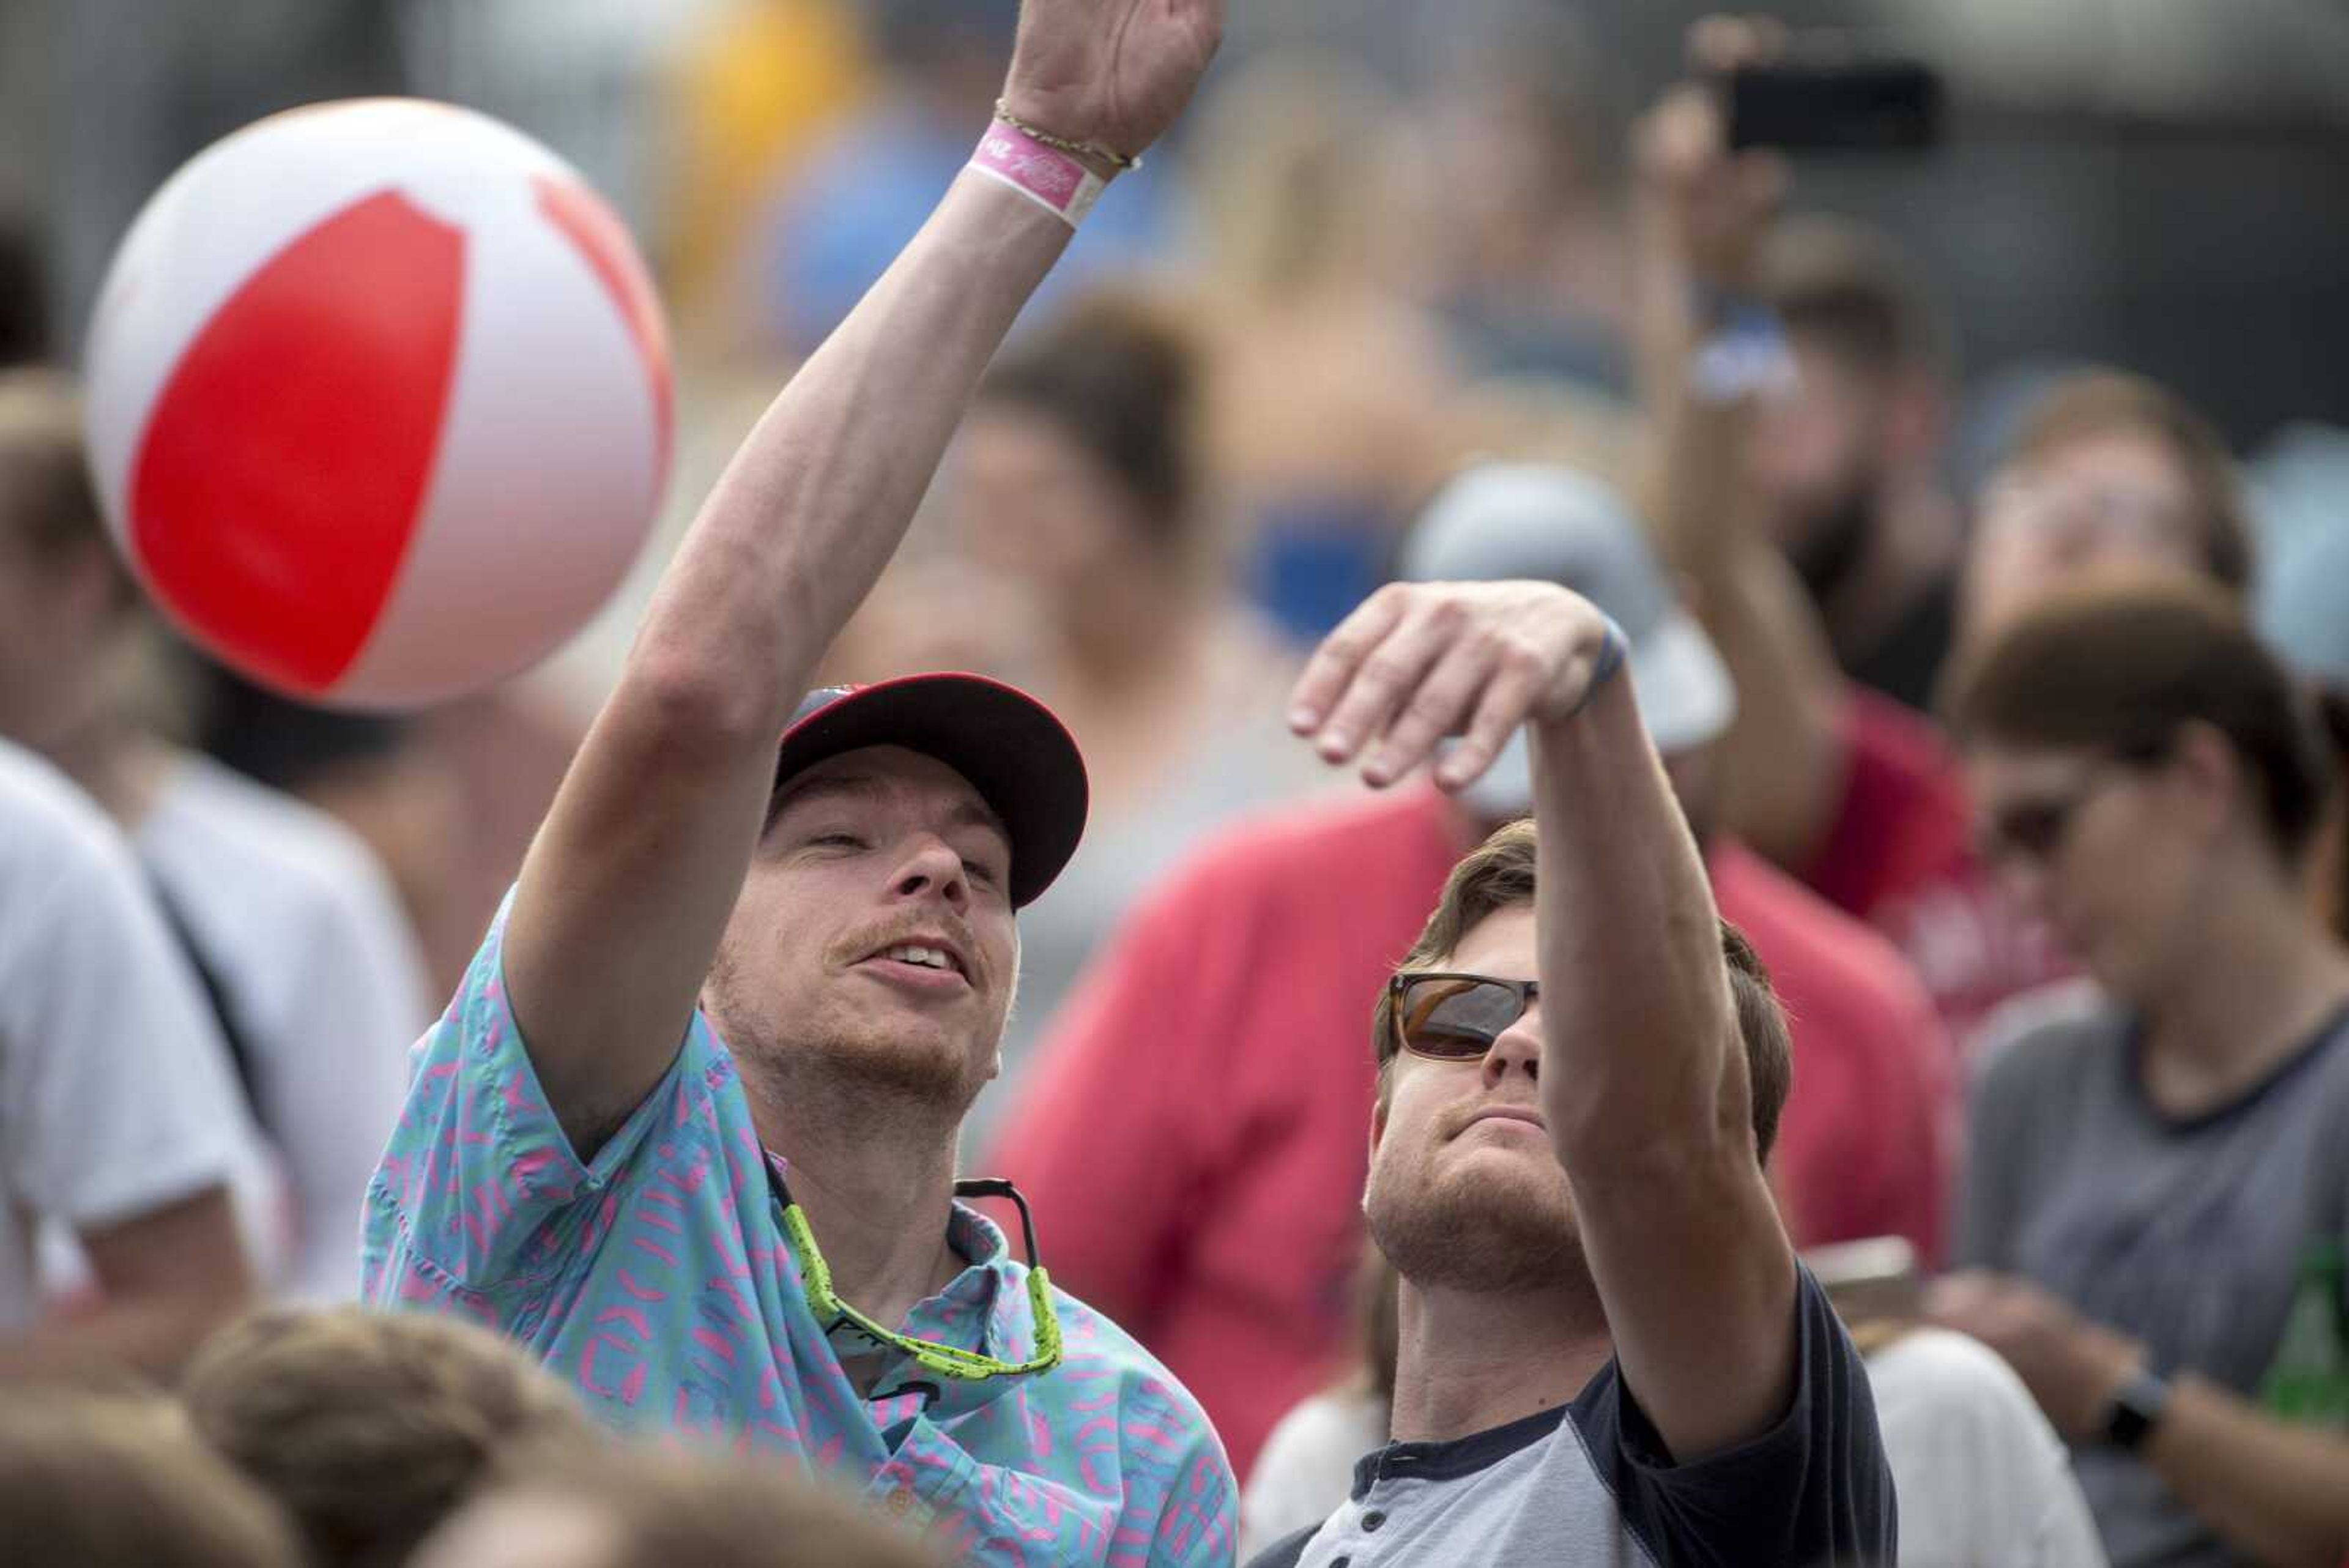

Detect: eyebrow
768,773,1009,849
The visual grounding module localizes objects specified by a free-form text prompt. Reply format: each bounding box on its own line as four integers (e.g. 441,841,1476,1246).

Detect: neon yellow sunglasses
766,1161,1063,1383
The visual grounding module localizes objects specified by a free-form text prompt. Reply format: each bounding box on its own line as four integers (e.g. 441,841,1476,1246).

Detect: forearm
1529,669,1797,1457
1529,675,1739,1167
1704,541,1850,869
629,169,1072,732
2141,1374,2349,1568
1629,255,1748,600
1630,199,1847,871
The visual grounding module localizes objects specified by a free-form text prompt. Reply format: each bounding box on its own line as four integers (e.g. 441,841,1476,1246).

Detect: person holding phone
1629,20,2257,1051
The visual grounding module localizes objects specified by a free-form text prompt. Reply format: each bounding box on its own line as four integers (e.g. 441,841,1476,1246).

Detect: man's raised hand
1632,17,1790,292
1000,0,1223,166
1287,582,1620,793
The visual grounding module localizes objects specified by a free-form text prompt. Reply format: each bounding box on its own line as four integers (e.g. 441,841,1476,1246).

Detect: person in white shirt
0,737,256,1376
0,370,428,1302
1865,1325,2110,1567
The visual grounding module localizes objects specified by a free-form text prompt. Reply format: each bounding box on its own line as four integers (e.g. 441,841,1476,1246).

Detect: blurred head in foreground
0,1388,300,1568
412,1445,946,1568
181,1306,606,1568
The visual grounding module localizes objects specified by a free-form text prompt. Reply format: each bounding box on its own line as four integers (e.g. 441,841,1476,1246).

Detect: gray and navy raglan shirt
1247,1269,1896,1567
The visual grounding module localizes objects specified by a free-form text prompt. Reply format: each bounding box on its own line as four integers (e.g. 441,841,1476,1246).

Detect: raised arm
1627,36,1851,875
1290,580,1795,1460
502,0,1220,1148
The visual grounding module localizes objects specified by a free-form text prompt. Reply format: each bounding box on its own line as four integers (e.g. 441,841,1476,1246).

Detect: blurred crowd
4,1,2349,1566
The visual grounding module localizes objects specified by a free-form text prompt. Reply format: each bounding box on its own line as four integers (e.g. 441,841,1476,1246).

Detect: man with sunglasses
362,0,1234,1559
1245,570,1896,1564
994,463,1951,1498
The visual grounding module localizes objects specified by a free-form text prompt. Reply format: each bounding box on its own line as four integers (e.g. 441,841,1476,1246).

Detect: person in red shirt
985,462,1952,1480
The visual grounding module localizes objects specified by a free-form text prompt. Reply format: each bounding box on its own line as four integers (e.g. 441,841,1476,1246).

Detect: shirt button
885,1487,914,1516
1362,1510,1387,1531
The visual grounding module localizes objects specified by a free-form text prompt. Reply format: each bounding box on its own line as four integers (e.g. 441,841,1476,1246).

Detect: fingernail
1318,729,1351,758
1288,705,1317,731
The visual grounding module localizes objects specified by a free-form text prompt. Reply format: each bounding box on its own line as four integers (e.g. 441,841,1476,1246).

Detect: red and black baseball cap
772,673,1088,908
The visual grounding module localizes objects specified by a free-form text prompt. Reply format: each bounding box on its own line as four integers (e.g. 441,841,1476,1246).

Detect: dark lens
1398,978,1521,1060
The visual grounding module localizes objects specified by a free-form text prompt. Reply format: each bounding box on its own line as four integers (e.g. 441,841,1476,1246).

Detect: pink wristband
968,121,1106,228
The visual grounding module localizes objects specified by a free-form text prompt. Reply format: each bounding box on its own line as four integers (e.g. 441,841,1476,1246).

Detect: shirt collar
863,1202,1052,1416
766,1153,1052,1408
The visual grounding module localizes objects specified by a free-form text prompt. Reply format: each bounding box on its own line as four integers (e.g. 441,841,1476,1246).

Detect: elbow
618,642,789,763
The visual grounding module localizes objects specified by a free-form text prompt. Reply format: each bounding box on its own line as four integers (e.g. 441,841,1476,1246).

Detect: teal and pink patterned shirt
363,908,1236,1565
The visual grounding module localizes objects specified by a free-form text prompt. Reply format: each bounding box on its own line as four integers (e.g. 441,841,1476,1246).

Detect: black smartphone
1727,55,1943,153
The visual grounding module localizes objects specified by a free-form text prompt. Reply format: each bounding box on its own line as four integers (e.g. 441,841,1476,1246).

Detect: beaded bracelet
992,98,1141,173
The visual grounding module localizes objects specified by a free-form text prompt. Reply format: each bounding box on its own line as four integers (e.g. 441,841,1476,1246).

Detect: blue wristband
1569,613,1627,718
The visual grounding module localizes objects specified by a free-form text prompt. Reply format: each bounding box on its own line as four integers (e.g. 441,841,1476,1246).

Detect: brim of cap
773,673,1088,908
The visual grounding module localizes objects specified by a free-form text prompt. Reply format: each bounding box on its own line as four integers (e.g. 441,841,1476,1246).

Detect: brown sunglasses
1387,972,1540,1062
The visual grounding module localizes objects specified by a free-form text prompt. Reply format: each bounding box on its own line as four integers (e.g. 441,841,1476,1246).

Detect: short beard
1786,475,1879,610
703,949,982,1137
827,1027,973,1102
1365,1159,1590,1298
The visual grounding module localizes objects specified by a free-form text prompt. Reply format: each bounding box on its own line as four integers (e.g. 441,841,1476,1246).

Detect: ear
1368,1094,1390,1159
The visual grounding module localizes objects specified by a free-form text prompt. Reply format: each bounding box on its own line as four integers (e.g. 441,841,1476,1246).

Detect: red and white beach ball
84,98,672,708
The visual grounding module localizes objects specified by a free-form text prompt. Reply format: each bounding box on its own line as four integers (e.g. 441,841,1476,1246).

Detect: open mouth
855,939,970,983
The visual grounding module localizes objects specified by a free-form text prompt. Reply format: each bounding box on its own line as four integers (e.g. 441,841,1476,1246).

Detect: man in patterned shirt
362,0,1233,1559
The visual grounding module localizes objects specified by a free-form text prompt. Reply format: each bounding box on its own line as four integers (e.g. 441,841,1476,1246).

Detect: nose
1480,1009,1542,1089
891,835,971,913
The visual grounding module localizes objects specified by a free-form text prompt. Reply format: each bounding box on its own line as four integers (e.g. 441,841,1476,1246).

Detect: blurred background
4,0,2346,1081
6,7,2349,1555
9,0,2349,430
